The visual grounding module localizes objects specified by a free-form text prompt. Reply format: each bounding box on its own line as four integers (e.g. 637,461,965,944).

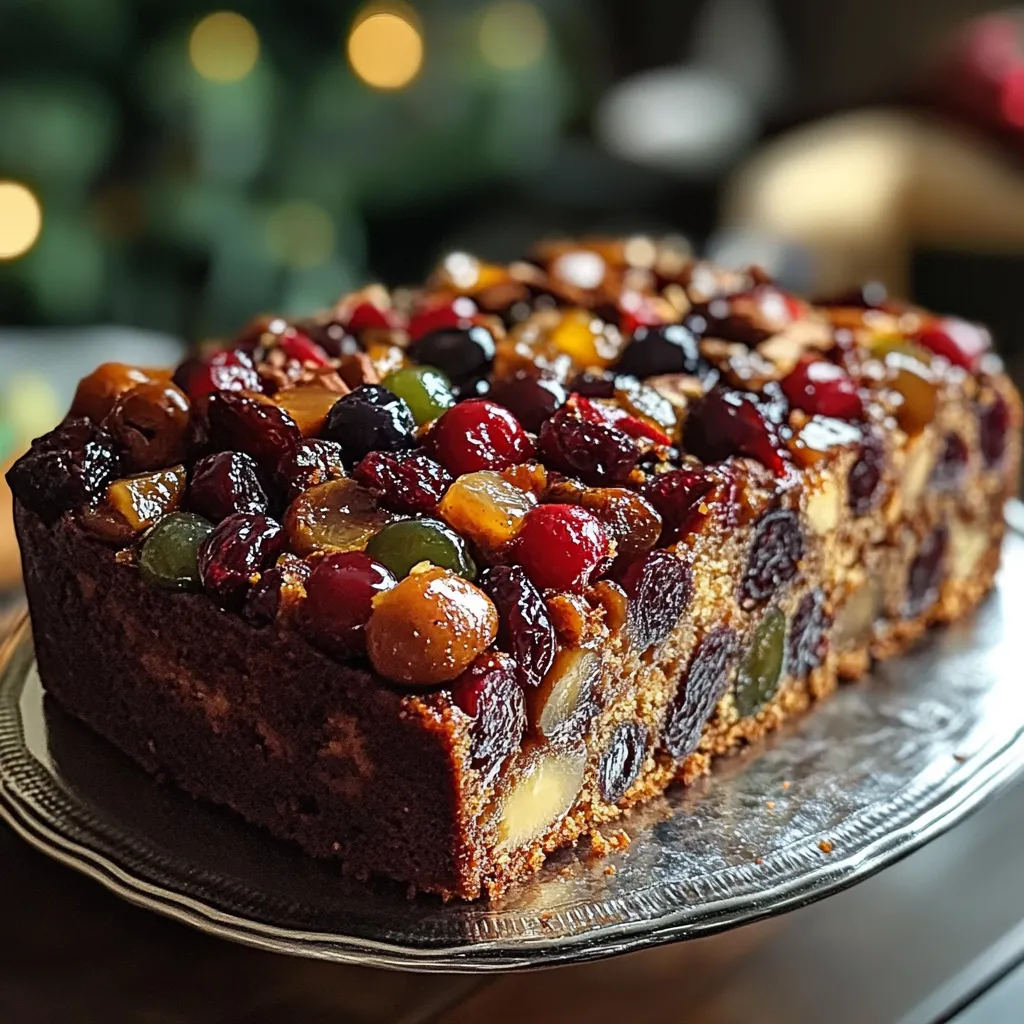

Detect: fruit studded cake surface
9,237,1022,899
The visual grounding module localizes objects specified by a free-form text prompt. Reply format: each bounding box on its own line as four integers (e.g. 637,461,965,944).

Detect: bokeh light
0,181,43,260
478,1,548,70
347,5,423,90
189,12,260,83
266,201,335,269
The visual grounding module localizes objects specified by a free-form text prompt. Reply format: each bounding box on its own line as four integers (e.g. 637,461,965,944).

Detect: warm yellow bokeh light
0,182,42,260
347,8,423,90
478,0,547,70
266,201,335,269
189,12,260,83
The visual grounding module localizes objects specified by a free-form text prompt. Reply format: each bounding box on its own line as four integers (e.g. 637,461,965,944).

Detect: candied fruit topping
382,366,455,425
173,348,261,402
735,607,787,716
365,566,498,686
915,317,990,370
365,517,477,580
641,467,715,545
285,478,394,555
538,404,640,486
107,381,190,472
272,387,343,437
321,384,417,464
528,647,600,742
663,627,736,758
139,512,215,591
70,363,158,424
353,449,451,515
106,465,186,532
408,325,496,385
206,391,302,470
478,564,556,690
427,399,534,476
572,394,673,446
276,327,331,367
905,525,947,617
610,548,693,651
513,503,609,592
599,722,648,804
187,451,268,522
571,486,662,555
740,508,803,608
437,470,535,551
885,355,938,436
487,371,567,432
788,589,829,679
276,439,347,502
684,386,788,476
244,557,311,628
613,323,705,379
301,551,397,656
197,512,288,610
408,296,478,340
781,358,863,420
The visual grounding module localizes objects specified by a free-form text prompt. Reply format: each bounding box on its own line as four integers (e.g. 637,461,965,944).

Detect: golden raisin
106,381,191,471
285,478,395,555
106,464,186,531
438,470,535,551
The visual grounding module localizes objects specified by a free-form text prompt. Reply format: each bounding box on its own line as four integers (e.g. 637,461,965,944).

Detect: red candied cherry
197,512,288,610
173,348,261,402
353,449,452,514
344,301,401,333
277,327,331,367
513,503,609,592
408,296,478,340
684,386,788,476
915,317,991,371
427,399,534,476
781,358,864,420
302,551,397,656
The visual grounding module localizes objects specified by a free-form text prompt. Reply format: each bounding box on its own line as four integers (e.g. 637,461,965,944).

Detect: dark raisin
538,406,639,486
741,509,803,607
905,525,948,617
931,434,968,492
641,468,714,545
614,323,706,379
598,722,648,804
187,451,268,522
206,392,302,471
353,449,452,515
663,628,736,758
276,439,347,502
409,325,496,384
684,386,787,476
478,565,556,689
610,549,693,651
197,512,288,610
848,429,885,515
567,371,617,398
488,371,567,432
979,392,1010,468
321,384,417,464
788,589,829,678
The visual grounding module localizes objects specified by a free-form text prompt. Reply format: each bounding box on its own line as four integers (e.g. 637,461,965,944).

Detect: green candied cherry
382,366,456,426
365,517,476,580
139,512,215,590
734,607,786,716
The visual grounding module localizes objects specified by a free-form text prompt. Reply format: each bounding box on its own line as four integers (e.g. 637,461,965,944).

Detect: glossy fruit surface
735,608,787,716
272,387,342,437
173,348,261,402
302,551,397,655
663,627,736,757
614,323,704,379
353,449,451,515
365,517,476,580
70,363,155,424
409,325,496,384
478,564,556,689
321,384,417,464
206,391,301,470
576,487,662,555
107,381,190,472
538,405,639,486
106,465,186,531
886,356,938,436
684,387,787,476
642,468,715,545
513,503,609,592
611,549,693,651
197,512,288,609
382,366,455,425
408,296,477,340
428,399,534,476
437,470,535,551
365,566,498,686
139,512,214,590
487,372,567,432
741,509,803,607
598,722,648,804
915,317,990,370
788,589,829,678
188,451,268,521
781,358,863,419
276,439,347,502
277,328,331,367
285,478,393,555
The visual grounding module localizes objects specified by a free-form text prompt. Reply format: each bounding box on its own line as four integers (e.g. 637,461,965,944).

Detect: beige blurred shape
723,110,1024,297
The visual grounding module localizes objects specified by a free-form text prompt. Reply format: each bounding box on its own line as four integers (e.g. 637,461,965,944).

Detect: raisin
610,549,693,651
598,722,648,804
905,525,947,617
663,628,736,758
788,589,829,678
740,509,803,607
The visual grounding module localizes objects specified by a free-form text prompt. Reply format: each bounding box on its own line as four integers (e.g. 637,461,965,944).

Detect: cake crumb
818,839,834,854
587,827,631,859
782,781,791,790
765,800,775,810
558,866,573,879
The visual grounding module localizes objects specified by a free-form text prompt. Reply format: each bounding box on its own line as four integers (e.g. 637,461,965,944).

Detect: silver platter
1,516,1023,972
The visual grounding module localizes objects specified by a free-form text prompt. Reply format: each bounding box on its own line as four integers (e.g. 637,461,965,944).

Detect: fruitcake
8,237,1021,899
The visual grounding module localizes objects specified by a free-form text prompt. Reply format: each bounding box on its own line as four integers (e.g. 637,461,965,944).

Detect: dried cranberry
187,451,268,521
6,418,120,523
513,503,609,592
244,559,311,627
207,392,302,471
353,449,452,515
488,372,567,432
610,549,693,651
301,551,397,655
932,434,969,491
848,429,885,515
409,324,496,384
788,589,829,678
450,653,526,778
197,513,288,610
408,297,477,340
598,722,648,804
277,328,331,367
684,387,788,476
427,399,534,476
538,406,640,486
276,439,347,502
642,468,715,544
173,348,261,402
662,627,736,758
979,392,1010,468
478,564,556,689
321,384,417,464
781,358,863,420
741,508,803,607
614,323,705,379
905,526,947,617
915,318,990,371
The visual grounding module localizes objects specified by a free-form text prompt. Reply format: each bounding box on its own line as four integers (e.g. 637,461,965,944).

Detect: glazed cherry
513,503,609,592
598,722,648,804
301,551,397,656
788,589,829,678
427,399,534,476
197,512,288,610
408,297,477,341
684,387,787,476
663,627,736,758
187,451,268,521
538,405,639,486
488,372,567,432
449,652,526,777
905,526,947,616
276,439,347,501
206,392,302,471
915,317,990,370
353,449,452,514
478,564,557,689
173,348,261,402
641,468,715,545
740,509,803,607
610,548,693,651
277,328,331,367
409,324,496,384
848,429,886,515
932,434,969,491
614,323,705,379
781,358,863,420
321,384,417,464
980,392,1011,467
